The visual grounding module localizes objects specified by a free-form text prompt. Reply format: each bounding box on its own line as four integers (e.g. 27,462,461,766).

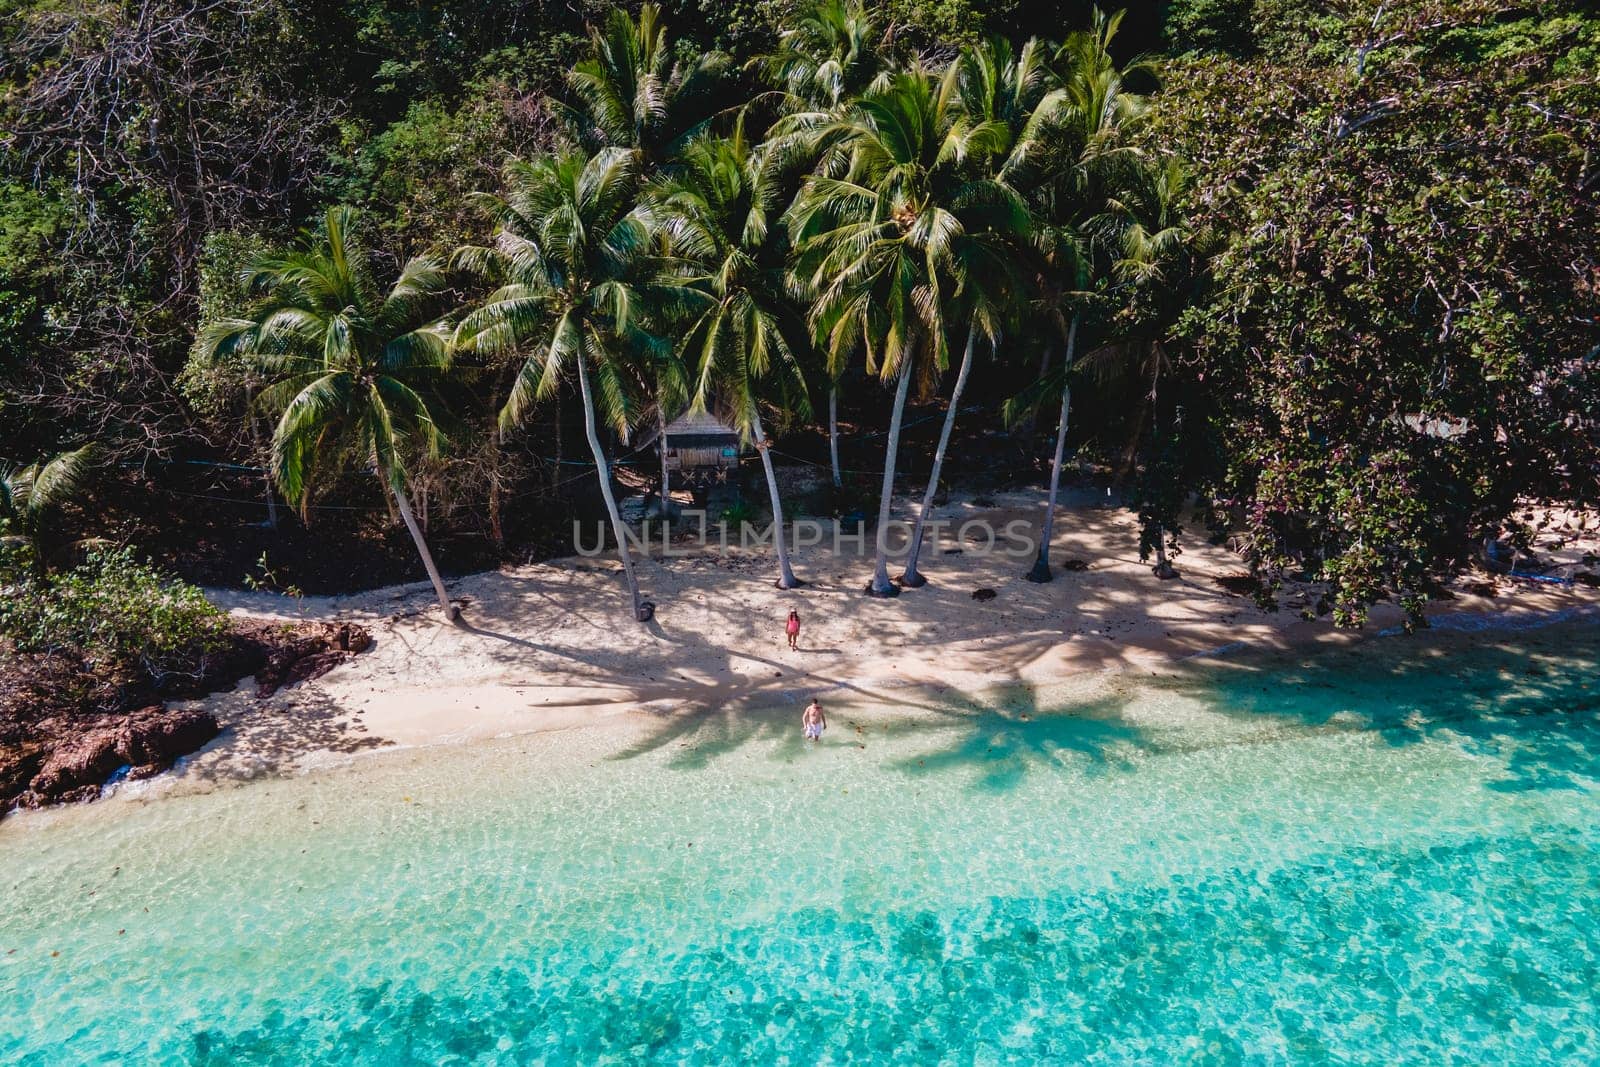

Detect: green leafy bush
0,548,229,677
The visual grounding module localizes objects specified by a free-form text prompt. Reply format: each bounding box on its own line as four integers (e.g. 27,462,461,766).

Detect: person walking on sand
803,699,826,742
785,609,801,651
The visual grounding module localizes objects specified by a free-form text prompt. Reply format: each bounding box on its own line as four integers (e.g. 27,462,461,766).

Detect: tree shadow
240,532,1600,801
1147,625,1600,794
893,686,1149,793
178,686,388,784
607,617,1600,798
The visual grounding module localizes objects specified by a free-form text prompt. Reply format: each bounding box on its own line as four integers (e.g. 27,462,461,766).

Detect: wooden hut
658,411,744,489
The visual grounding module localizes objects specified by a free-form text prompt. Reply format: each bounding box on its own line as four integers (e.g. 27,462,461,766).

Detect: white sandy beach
160,492,1600,788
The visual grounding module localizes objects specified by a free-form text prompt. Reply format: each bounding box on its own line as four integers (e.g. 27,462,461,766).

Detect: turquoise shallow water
3,623,1600,1064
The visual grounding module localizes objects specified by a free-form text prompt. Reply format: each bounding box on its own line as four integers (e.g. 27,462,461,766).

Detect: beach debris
1061,559,1089,572
971,588,997,601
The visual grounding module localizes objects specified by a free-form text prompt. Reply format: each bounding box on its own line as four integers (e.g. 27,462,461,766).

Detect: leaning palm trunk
391,479,454,616
577,357,649,621
752,411,800,589
900,325,978,588
828,386,842,488
1027,315,1079,583
867,362,915,597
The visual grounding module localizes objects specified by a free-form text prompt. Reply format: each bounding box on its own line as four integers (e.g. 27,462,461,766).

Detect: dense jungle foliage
1,0,1596,627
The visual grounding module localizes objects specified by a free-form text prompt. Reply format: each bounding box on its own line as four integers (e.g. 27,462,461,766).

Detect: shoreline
5,587,1592,841
9,494,1600,826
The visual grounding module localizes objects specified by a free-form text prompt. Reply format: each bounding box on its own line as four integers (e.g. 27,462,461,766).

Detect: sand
178,491,1599,784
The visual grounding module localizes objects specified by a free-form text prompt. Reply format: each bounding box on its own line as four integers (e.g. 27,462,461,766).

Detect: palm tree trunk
753,410,800,589
245,384,278,530
900,325,978,588
828,385,842,488
656,406,674,519
488,428,505,549
1152,527,1175,577
1017,340,1053,434
391,479,454,617
1027,314,1079,583
550,387,564,490
1147,353,1178,580
867,361,914,597
577,356,648,621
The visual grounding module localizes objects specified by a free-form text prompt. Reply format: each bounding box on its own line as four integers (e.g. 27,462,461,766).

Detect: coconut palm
756,0,887,114
1087,153,1201,578
455,148,698,623
1017,226,1093,583
1020,8,1154,582
896,37,1069,587
195,207,458,617
654,132,812,588
644,343,692,519
897,247,1022,587
789,66,1029,595
0,445,96,572
754,0,890,491
561,2,730,177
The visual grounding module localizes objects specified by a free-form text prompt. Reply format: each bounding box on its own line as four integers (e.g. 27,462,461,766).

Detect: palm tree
561,3,730,177
1021,9,1154,582
0,445,96,572
655,132,812,588
1090,153,1200,578
897,37,1067,587
455,149,696,623
756,0,890,493
790,66,1029,595
757,0,887,114
196,207,458,617
1019,228,1092,583
644,342,692,520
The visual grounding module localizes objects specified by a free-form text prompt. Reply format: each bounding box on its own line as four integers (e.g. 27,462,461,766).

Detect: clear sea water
3,622,1599,1065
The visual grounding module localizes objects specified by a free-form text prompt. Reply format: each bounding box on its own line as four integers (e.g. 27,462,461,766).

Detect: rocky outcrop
17,706,220,809
249,621,372,696
2,618,372,817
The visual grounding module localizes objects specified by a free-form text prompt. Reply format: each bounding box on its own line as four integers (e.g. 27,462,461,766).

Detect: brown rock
253,621,373,696
0,746,44,802
114,706,220,767
29,731,122,798
24,706,219,804
279,651,351,691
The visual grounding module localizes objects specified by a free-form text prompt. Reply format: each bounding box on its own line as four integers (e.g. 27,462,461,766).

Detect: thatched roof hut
651,411,743,484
